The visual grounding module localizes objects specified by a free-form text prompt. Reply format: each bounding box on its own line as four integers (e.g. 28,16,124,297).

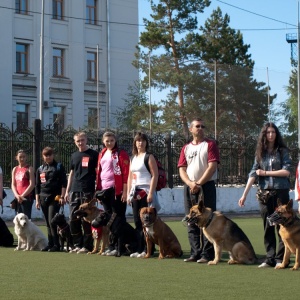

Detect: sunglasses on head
195,125,205,129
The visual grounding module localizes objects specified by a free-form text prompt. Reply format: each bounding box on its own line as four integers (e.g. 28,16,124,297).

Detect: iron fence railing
0,122,298,189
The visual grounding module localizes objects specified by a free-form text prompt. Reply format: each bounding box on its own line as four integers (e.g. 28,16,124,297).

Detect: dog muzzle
182,215,198,227
267,211,285,226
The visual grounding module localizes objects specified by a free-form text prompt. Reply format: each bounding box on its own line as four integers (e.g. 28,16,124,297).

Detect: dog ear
198,186,204,203
88,198,97,206
277,198,282,207
198,199,205,212
287,199,293,209
13,215,19,225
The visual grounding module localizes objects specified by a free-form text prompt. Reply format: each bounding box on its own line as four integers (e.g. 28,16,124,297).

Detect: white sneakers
106,250,117,256
69,247,89,254
130,251,146,258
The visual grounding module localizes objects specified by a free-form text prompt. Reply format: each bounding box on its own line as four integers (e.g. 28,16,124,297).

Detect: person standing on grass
178,118,219,264
238,122,291,268
66,131,98,254
36,147,67,252
11,150,35,219
95,131,130,256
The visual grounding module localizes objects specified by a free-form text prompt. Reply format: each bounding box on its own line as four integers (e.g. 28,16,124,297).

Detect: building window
53,106,65,132
15,0,28,15
53,48,64,77
53,0,63,20
16,43,29,74
88,108,98,129
16,104,29,128
86,0,97,25
87,52,97,80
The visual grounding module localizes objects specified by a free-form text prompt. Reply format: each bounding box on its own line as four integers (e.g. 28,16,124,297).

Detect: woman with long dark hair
238,122,292,268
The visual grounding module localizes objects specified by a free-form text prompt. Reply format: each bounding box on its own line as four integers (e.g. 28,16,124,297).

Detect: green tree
138,0,211,137
115,81,162,132
188,7,274,136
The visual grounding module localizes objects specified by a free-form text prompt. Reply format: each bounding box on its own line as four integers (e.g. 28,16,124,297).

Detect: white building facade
0,0,139,130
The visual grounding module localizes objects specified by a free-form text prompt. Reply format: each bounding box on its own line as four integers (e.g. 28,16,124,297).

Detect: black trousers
69,192,93,251
258,188,289,266
184,181,216,260
16,197,34,219
131,195,148,253
40,195,60,247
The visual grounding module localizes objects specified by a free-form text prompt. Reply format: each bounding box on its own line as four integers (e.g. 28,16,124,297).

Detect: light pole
149,51,152,133
39,0,45,122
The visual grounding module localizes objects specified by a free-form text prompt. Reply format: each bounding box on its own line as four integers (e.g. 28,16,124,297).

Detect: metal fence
0,122,298,188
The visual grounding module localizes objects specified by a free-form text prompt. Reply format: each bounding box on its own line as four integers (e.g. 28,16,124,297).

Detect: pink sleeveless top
15,166,30,195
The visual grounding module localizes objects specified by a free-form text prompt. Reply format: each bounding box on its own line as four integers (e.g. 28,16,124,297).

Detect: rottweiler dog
92,211,140,257
51,213,74,252
74,199,109,255
184,199,257,265
267,199,300,270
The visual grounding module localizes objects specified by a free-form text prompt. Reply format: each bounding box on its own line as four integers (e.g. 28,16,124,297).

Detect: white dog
13,213,48,251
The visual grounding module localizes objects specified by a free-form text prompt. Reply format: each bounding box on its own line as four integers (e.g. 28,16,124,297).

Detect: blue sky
138,0,298,111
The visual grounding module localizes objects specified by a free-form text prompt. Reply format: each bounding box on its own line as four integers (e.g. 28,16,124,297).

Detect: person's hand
36,201,40,210
65,193,70,203
256,169,266,176
238,196,246,207
190,181,200,194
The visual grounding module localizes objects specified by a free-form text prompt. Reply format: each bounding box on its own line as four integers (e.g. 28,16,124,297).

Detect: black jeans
258,188,289,266
131,194,148,253
184,181,216,260
16,197,34,219
69,192,93,251
40,195,60,247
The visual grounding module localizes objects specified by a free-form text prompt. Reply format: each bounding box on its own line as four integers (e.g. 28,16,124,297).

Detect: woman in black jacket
35,147,67,252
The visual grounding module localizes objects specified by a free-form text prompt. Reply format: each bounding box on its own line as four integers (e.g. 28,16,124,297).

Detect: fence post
166,133,173,188
33,119,42,172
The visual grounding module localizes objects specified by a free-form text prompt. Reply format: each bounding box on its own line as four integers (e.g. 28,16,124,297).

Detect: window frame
87,52,97,81
16,103,29,128
88,107,98,129
15,0,28,15
52,48,64,77
86,0,97,25
52,0,64,20
16,43,29,74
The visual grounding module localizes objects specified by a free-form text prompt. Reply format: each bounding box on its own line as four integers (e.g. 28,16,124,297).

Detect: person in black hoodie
35,147,67,252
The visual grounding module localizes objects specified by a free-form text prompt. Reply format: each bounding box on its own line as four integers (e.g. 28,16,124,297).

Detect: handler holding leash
178,118,219,263
238,122,291,268
66,131,98,254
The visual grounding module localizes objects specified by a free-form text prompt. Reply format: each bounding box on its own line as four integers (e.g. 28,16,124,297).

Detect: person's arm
21,166,35,199
0,172,3,206
11,167,22,201
195,161,218,186
238,176,256,207
65,169,74,203
147,154,158,203
179,166,197,191
127,162,133,205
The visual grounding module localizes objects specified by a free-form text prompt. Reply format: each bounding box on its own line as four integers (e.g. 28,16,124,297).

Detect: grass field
1,217,299,300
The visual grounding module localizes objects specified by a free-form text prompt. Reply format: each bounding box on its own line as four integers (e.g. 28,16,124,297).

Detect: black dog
92,212,140,257
0,217,14,247
51,213,74,252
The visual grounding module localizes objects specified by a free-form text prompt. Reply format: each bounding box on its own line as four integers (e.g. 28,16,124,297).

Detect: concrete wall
1,187,296,221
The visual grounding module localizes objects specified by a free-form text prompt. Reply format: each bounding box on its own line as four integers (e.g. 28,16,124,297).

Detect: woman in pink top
11,150,35,219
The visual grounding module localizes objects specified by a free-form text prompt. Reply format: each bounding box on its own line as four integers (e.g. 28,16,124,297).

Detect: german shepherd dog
267,199,300,270
74,199,109,255
183,198,257,265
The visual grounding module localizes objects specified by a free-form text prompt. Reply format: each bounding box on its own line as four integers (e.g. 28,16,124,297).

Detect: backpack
144,153,167,191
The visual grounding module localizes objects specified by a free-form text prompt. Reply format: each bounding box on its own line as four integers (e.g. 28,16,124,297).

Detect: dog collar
203,212,214,228
106,213,117,229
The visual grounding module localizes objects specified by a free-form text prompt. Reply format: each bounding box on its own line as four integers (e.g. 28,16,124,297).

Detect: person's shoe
106,249,117,256
137,251,146,258
184,257,197,262
69,247,81,253
130,252,139,258
258,262,272,268
77,247,89,254
48,245,60,252
197,257,209,263
101,249,111,256
41,245,51,252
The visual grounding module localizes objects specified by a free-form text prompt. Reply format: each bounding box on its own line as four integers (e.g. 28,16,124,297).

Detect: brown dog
140,207,183,259
268,199,300,270
74,199,109,255
184,200,257,265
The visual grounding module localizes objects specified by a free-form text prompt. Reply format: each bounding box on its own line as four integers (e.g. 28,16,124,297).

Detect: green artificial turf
1,218,299,300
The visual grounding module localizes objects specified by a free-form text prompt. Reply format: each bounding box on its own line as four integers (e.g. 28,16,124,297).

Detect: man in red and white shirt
178,118,220,263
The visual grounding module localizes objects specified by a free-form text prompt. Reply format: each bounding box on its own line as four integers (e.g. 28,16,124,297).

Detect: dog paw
208,260,218,265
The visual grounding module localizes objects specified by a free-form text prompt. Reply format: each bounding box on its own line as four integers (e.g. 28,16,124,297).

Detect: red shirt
14,166,30,195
